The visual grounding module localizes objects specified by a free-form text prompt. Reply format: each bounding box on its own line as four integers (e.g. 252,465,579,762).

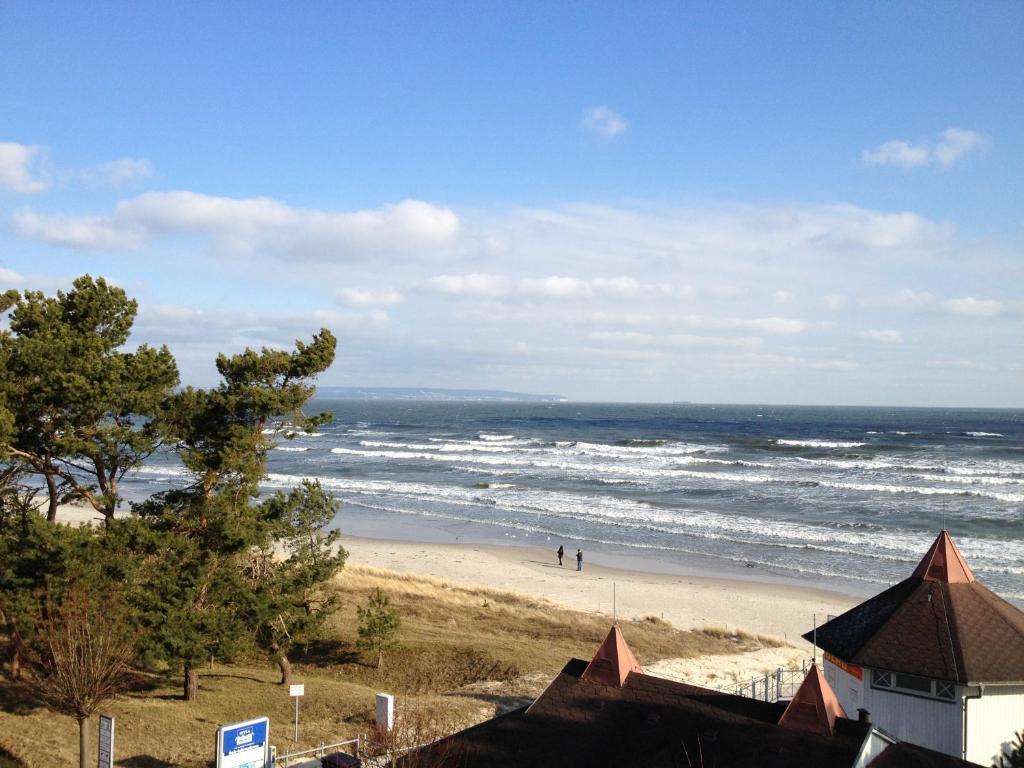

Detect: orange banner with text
824,652,863,681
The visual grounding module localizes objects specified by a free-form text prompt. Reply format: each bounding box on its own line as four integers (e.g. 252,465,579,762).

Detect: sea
130,401,1024,604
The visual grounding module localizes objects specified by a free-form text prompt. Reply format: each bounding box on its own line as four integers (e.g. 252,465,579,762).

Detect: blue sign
222,720,267,756
216,717,269,768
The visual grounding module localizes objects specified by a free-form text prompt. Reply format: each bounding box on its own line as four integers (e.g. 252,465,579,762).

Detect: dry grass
0,563,773,767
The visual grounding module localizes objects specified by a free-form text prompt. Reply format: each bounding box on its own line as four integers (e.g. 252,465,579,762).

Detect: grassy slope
0,565,777,767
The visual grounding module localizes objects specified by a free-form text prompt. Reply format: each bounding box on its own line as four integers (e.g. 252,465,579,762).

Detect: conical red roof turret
912,530,975,584
778,663,846,737
581,625,644,687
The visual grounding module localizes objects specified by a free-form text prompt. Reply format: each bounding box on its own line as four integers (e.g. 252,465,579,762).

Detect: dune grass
0,564,777,767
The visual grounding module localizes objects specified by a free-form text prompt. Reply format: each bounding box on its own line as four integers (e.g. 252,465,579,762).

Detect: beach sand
55,502,858,686
341,536,856,646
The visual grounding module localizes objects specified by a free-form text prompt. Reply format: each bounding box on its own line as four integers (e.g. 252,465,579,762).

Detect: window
870,668,956,702
894,672,932,694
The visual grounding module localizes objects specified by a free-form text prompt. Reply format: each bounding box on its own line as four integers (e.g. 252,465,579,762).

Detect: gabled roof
580,624,644,687
804,531,1024,683
778,664,847,737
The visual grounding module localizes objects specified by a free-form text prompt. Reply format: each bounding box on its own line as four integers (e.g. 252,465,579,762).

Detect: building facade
807,531,1024,765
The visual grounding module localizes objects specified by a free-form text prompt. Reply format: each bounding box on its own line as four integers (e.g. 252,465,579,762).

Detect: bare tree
26,586,136,768
366,700,467,768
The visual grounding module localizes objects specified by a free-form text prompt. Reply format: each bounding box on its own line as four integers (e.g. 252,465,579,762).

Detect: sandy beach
55,502,856,646
341,535,856,646
55,502,860,685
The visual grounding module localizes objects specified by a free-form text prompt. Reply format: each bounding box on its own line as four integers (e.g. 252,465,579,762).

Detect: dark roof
804,532,1024,683
868,741,984,768
400,658,875,768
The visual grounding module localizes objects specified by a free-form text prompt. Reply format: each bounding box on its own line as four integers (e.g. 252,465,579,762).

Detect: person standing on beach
576,548,583,572
557,545,564,566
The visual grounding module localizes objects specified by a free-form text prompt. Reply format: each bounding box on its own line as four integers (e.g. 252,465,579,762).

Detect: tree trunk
278,654,292,686
78,715,89,768
9,639,20,681
45,472,59,523
184,664,199,701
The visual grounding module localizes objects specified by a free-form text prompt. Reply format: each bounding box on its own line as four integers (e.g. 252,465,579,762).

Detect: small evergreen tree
357,588,400,670
250,480,347,685
998,731,1024,768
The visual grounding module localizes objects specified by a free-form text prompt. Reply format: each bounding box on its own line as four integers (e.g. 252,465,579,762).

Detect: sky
1,2,1022,406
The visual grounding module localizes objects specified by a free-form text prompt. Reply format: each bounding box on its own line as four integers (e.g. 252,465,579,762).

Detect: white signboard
376,692,395,732
289,684,304,697
216,716,270,768
98,715,114,768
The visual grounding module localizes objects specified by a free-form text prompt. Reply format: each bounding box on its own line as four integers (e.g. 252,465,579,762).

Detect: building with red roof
804,530,1024,765
399,624,984,768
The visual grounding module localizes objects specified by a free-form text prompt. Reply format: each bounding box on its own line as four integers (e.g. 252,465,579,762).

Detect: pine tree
250,480,347,685
998,731,1024,768
357,589,400,671
0,276,179,521
134,330,336,699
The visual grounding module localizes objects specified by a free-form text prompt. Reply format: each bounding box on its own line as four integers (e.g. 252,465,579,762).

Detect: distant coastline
315,386,567,402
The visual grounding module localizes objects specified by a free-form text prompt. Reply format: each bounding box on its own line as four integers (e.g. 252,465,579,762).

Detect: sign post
216,716,270,768
289,684,305,742
97,714,114,768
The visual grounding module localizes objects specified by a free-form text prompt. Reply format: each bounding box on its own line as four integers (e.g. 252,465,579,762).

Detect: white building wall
965,685,1024,766
860,684,962,758
823,658,864,718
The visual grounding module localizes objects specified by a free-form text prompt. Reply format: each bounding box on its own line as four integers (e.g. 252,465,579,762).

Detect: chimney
857,708,871,724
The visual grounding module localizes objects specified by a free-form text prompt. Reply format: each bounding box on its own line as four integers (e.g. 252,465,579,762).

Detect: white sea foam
818,479,1024,503
275,446,310,452
966,431,1004,438
479,433,516,441
776,439,866,448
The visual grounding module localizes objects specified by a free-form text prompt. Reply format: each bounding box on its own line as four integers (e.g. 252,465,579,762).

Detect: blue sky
2,2,1022,405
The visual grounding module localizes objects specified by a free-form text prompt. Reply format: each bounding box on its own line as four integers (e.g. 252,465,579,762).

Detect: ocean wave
775,439,866,449
909,472,1023,487
479,433,516,441
818,479,1024,503
965,431,1004,438
274,446,310,452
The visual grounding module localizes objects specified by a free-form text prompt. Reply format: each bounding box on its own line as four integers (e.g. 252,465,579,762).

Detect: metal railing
720,658,813,703
272,736,362,767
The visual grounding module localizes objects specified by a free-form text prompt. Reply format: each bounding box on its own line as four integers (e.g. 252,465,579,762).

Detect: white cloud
0,267,73,292
821,293,847,311
11,191,459,258
944,296,1004,317
860,289,937,310
582,106,627,139
337,287,404,308
925,358,983,370
859,329,903,344
772,290,793,304
588,330,761,351
806,360,860,371
862,128,988,169
932,128,989,167
0,142,153,193
94,157,154,186
424,273,511,299
11,208,147,249
0,142,50,194
424,274,675,302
